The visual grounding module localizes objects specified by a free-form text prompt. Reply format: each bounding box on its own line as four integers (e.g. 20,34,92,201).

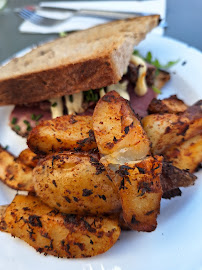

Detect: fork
17,7,151,27
17,8,69,26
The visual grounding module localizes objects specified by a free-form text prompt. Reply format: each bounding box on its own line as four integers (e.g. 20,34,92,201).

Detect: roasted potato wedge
0,195,121,258
162,188,182,199
115,156,163,232
27,115,97,155
148,95,188,114
93,91,150,164
17,148,39,168
118,212,131,230
164,134,202,173
161,162,197,192
93,92,162,232
33,152,121,215
0,146,34,191
142,102,202,154
154,69,171,90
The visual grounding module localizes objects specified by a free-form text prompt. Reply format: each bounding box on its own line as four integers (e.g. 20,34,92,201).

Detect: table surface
0,0,202,63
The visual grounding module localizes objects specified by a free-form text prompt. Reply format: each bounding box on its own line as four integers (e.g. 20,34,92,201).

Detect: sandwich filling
9,54,169,137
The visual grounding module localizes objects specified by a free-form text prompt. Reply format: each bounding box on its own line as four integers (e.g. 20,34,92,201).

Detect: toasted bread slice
0,15,159,105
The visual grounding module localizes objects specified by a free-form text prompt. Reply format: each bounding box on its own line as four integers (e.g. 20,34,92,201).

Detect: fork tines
18,8,60,26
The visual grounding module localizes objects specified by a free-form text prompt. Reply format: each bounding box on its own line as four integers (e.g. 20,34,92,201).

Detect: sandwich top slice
0,15,160,105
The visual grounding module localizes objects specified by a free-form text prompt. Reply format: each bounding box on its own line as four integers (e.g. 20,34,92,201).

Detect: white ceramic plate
0,35,202,270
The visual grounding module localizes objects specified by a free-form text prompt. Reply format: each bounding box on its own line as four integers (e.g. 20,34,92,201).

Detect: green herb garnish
152,86,162,94
69,95,73,102
59,32,67,38
155,69,160,77
3,145,9,150
26,125,32,132
84,90,99,102
51,102,57,107
31,114,43,121
133,49,179,95
133,50,179,70
11,117,17,125
23,120,32,132
133,49,141,56
145,51,152,63
14,125,21,131
23,120,30,125
35,114,42,121
161,60,180,69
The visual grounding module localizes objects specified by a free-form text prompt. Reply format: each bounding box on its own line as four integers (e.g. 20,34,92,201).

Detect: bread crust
0,56,118,105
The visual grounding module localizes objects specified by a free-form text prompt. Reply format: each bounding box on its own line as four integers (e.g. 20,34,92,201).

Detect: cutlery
17,8,72,26
17,7,167,28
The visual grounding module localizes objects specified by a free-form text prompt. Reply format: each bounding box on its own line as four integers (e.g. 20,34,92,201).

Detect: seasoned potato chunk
27,115,97,155
164,134,202,173
148,95,188,114
0,146,34,191
33,152,121,215
93,91,162,232
142,102,202,154
153,69,171,90
115,156,163,232
161,162,197,192
0,195,121,258
160,160,198,198
17,148,39,168
93,91,150,163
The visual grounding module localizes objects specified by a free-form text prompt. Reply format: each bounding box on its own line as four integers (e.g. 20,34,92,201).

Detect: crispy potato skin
0,147,34,191
164,135,202,173
115,156,163,232
148,95,188,114
93,91,150,162
0,195,121,258
27,115,97,155
162,188,182,199
33,152,121,215
161,162,197,192
142,103,202,155
17,148,39,168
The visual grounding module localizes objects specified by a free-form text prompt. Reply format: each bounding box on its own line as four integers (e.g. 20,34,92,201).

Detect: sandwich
0,15,170,137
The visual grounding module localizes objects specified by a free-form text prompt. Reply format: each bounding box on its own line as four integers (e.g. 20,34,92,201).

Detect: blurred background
0,0,202,63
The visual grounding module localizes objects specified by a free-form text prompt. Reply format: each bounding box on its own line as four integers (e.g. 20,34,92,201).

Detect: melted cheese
50,97,63,118
106,81,129,100
99,88,106,98
130,55,147,96
123,67,128,75
65,92,84,115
